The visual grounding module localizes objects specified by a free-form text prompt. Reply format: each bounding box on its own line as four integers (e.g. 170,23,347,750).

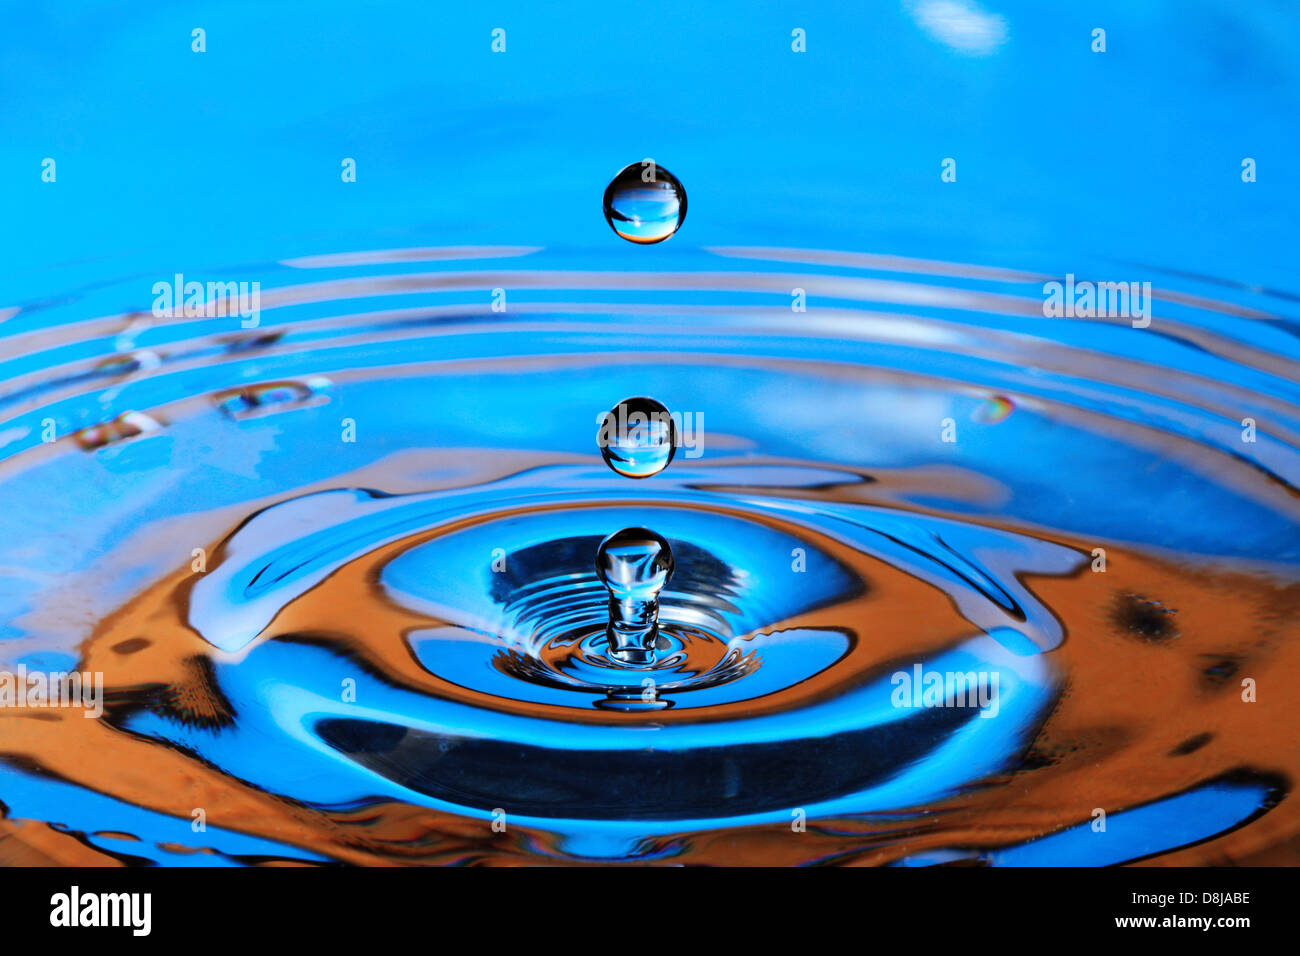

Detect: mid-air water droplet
603,161,687,244
595,527,674,665
597,396,676,478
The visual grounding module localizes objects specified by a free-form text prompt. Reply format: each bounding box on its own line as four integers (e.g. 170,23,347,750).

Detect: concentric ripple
0,244,1297,865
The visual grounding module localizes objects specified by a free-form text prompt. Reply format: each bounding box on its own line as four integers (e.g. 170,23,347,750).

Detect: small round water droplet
603,162,687,244
595,527,674,665
598,396,676,478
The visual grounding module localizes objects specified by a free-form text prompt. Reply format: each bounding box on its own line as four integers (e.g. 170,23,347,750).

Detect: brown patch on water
2,457,1297,866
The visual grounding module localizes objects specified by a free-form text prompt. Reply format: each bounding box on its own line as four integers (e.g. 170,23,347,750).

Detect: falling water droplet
598,396,677,478
603,162,687,244
595,527,674,665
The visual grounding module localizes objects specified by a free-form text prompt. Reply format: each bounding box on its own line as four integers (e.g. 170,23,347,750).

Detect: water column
595,397,678,665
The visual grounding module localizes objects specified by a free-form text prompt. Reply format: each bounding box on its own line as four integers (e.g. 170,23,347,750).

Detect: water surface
0,1,1297,866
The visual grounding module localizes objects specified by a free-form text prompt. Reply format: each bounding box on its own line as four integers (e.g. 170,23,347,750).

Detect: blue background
1,0,1296,306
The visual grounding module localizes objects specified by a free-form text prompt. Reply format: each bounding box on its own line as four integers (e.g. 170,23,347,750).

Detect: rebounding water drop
603,162,687,244
598,396,676,478
595,527,674,665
